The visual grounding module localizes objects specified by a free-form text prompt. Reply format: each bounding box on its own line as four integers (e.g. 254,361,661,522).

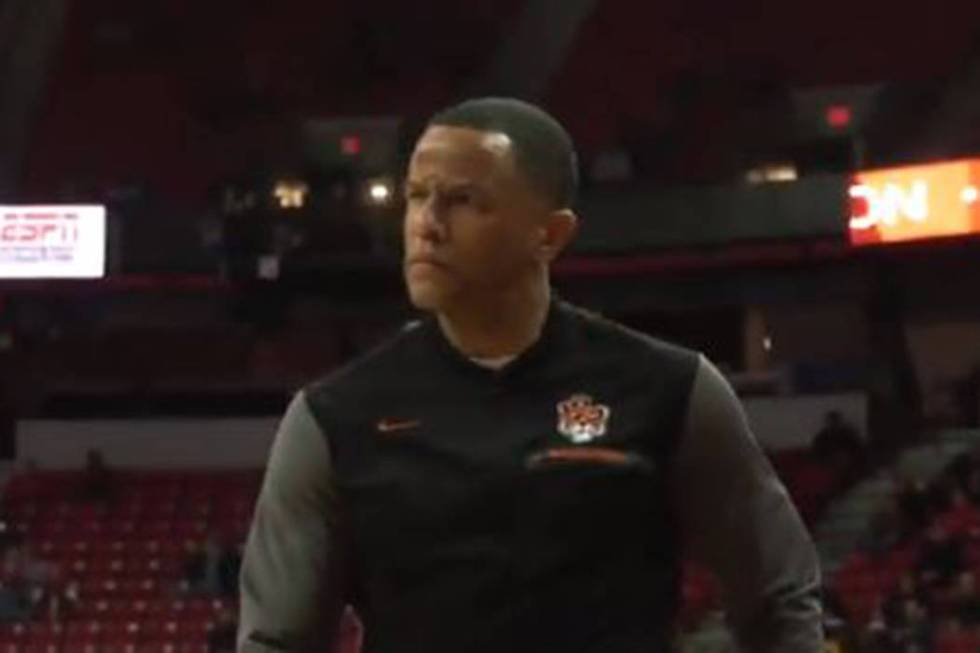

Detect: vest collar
423,296,569,382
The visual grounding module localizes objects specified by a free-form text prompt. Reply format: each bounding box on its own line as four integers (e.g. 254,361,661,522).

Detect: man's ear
537,209,579,263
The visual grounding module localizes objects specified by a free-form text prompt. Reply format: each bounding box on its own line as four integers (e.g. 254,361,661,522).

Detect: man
239,98,823,653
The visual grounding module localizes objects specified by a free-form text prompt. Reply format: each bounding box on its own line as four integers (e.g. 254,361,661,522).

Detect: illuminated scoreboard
849,158,980,246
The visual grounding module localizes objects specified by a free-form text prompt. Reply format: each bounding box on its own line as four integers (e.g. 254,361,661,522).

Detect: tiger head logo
557,394,611,444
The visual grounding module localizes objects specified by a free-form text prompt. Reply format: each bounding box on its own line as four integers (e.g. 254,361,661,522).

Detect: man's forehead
409,126,515,176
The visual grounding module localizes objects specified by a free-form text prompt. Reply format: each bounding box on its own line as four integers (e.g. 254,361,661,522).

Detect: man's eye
406,189,427,201
447,193,473,205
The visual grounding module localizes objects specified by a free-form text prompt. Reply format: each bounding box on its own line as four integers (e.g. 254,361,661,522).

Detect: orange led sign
848,158,980,246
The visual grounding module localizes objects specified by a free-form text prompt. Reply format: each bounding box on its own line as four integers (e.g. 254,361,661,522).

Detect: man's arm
670,355,824,652
238,390,344,653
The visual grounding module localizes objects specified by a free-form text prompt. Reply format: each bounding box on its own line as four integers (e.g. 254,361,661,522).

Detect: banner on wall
0,205,106,279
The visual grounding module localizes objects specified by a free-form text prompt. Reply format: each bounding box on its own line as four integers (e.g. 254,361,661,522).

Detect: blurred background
2,1,980,651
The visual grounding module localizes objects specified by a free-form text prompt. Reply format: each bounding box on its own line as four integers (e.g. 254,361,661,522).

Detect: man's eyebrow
404,179,488,195
442,182,487,195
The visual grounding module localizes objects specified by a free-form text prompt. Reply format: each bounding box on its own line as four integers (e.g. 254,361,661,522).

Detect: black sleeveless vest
305,301,700,653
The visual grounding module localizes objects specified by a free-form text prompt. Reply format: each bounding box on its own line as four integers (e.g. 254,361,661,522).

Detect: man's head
825,411,843,428
403,97,579,313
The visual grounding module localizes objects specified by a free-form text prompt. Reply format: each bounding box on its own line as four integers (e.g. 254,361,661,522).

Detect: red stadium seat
61,642,99,653
64,622,101,640
25,625,64,653
142,599,175,617
0,625,29,641
104,520,138,539
183,597,222,618
101,622,137,639
101,641,138,653
34,520,68,538
184,502,212,520
138,641,179,653
91,540,128,558
936,632,980,653
96,600,134,620
129,557,180,579
22,643,60,653
114,498,145,520
141,501,178,519
90,556,131,579
172,520,208,540
179,618,214,640
141,521,175,539
176,642,208,653
35,540,59,557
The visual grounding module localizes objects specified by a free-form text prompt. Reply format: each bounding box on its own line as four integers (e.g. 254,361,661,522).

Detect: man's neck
436,281,551,359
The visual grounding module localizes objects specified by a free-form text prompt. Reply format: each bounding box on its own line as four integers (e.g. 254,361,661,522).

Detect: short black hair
427,97,578,209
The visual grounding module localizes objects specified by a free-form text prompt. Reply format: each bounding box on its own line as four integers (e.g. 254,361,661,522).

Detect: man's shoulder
561,302,702,370
303,318,428,401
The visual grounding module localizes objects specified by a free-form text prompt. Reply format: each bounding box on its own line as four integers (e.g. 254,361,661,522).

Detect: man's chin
406,281,453,313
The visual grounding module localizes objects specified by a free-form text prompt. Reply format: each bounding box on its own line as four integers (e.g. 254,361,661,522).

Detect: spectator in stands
20,544,54,617
862,496,901,557
864,603,889,651
938,488,980,535
0,541,45,621
181,534,222,595
48,579,79,622
208,609,237,653
881,598,933,653
1,540,22,580
218,540,242,598
918,524,966,590
80,448,113,503
896,474,932,540
181,540,205,593
928,469,958,515
950,571,980,626
0,522,14,556
811,410,866,483
884,573,932,626
967,468,980,505
935,616,966,645
821,590,858,653
0,581,28,622
954,366,980,428
950,448,980,494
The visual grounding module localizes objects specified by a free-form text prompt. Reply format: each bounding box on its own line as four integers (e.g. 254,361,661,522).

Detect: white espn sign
0,205,106,279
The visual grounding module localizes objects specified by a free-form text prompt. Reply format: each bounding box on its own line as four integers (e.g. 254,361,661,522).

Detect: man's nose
411,198,447,241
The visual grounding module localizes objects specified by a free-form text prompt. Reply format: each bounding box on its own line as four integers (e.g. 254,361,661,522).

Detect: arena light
745,164,798,184
0,205,106,279
365,178,395,206
848,158,980,246
273,180,309,210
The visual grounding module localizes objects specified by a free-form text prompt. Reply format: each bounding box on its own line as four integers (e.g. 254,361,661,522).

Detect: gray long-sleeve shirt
239,354,823,653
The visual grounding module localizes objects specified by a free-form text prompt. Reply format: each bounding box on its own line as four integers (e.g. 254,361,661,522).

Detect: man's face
402,125,549,312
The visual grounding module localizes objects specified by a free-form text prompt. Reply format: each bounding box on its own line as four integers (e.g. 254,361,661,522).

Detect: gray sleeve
238,390,342,653
670,355,824,652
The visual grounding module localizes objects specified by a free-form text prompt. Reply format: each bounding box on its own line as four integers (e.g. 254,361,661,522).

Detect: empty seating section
0,469,260,653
